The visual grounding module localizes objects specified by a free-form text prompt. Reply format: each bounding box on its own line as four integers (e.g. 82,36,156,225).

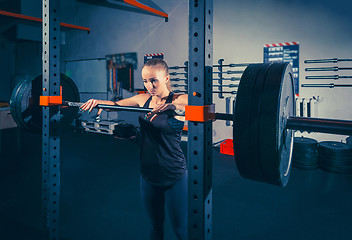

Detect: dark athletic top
138,92,187,186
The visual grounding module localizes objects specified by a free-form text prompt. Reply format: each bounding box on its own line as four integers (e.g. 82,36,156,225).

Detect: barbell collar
286,116,352,136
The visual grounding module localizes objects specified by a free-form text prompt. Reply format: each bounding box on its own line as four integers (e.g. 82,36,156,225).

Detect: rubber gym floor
0,127,351,240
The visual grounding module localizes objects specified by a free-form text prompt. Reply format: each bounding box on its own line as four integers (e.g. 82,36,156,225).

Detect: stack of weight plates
318,141,352,174
292,137,319,169
346,136,352,146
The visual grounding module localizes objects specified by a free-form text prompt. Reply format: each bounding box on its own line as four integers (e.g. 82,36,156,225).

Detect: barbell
9,63,352,187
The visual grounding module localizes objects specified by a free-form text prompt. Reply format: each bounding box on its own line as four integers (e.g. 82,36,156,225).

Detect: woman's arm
80,94,148,113
147,94,188,121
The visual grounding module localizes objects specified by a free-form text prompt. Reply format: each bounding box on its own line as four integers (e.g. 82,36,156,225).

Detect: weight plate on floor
9,73,80,132
292,137,319,170
318,141,352,174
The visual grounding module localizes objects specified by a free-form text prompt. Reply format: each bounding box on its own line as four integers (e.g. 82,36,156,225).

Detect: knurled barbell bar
9,63,352,187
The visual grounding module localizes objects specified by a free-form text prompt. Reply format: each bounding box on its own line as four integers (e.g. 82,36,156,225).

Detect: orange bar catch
185,104,215,122
39,86,63,106
40,95,62,106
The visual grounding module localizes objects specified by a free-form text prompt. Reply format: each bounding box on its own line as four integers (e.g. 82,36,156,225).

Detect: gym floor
0,128,351,240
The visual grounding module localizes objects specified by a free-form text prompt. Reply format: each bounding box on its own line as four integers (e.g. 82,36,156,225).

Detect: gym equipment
233,63,352,186
10,63,352,186
305,75,352,80
346,136,352,145
305,58,352,64
292,137,319,169
10,73,80,132
305,67,352,72
213,84,238,88
65,101,186,116
213,77,241,81
213,70,244,74
301,83,352,88
318,141,352,174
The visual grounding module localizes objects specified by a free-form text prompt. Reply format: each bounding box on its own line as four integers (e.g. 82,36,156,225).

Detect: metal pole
286,116,352,135
42,0,61,239
188,0,213,239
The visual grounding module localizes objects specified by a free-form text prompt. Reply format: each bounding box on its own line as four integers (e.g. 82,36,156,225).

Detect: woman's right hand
80,99,100,113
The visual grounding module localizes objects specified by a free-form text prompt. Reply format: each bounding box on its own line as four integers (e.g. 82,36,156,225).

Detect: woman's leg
140,176,166,240
165,173,188,240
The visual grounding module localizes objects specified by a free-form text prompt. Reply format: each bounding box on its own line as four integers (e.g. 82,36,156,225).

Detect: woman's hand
146,103,176,121
79,99,100,113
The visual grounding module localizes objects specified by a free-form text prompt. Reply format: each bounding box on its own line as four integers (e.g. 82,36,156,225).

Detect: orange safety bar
185,104,215,122
124,0,168,19
39,86,63,106
0,10,90,32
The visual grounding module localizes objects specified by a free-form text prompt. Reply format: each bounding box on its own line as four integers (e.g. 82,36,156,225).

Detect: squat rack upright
41,0,213,239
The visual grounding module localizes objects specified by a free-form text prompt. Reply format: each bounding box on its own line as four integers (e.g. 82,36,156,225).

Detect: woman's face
142,66,169,96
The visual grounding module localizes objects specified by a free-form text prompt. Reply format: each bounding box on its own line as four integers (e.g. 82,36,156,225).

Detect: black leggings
140,174,188,240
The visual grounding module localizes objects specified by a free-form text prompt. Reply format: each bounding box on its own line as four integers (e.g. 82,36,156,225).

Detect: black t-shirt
138,92,187,186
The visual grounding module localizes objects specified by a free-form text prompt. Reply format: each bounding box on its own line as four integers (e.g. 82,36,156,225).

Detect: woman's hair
143,58,169,75
143,58,171,91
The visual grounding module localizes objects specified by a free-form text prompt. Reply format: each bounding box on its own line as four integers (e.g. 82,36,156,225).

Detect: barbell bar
305,75,352,80
9,63,352,187
305,67,352,72
304,58,352,64
301,83,352,88
64,101,186,116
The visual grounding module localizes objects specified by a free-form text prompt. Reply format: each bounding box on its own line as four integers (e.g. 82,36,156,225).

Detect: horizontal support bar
124,0,168,19
304,58,352,64
286,116,352,135
305,67,352,72
0,10,90,32
305,75,352,80
213,70,244,74
301,83,352,88
215,113,233,121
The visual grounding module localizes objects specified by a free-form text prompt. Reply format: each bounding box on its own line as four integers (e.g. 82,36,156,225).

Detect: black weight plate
292,137,319,169
233,64,263,181
259,63,295,186
346,136,352,145
10,77,32,129
294,136,318,145
318,141,352,174
10,73,80,132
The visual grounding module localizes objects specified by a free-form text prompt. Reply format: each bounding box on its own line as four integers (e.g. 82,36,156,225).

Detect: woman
80,59,188,240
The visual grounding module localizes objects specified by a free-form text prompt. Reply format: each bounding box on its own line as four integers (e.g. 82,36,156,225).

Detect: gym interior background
0,0,351,239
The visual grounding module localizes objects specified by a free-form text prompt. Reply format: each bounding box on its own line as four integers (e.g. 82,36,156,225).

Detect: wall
1,0,352,142
213,0,352,142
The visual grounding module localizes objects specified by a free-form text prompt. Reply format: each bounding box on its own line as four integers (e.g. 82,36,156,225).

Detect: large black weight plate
233,64,270,183
234,63,295,186
10,73,80,132
260,63,295,186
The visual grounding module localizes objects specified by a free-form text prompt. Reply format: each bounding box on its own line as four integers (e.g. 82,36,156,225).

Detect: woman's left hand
147,103,176,121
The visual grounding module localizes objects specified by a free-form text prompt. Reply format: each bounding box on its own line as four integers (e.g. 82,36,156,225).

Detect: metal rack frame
188,0,213,239
42,0,213,239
